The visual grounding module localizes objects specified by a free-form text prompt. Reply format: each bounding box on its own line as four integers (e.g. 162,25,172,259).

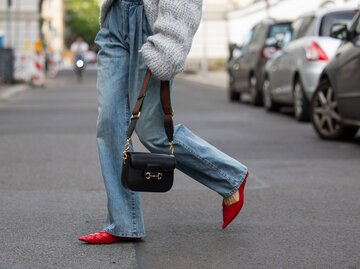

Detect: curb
0,84,29,101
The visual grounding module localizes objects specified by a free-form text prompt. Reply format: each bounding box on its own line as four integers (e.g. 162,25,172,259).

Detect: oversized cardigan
100,0,203,80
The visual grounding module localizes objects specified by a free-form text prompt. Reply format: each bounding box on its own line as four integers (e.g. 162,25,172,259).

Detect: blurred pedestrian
70,37,89,59
78,0,249,244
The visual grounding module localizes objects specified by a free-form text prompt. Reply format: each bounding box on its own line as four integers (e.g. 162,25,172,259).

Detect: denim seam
104,219,144,237
173,137,239,193
131,192,138,234
125,93,130,127
105,226,145,238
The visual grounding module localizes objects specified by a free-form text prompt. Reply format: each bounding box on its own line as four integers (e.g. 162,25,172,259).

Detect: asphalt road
1,70,360,269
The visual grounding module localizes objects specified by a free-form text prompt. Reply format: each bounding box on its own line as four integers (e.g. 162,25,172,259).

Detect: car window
292,17,316,40
241,28,254,52
319,11,356,36
251,24,267,46
293,17,315,39
291,18,303,40
355,16,360,35
268,23,292,39
267,23,291,42
265,23,292,46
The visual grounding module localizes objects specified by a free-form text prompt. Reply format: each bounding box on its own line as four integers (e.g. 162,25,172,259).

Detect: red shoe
78,230,142,244
222,172,249,229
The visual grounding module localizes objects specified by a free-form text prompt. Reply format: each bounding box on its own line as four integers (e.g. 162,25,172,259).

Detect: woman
78,0,249,244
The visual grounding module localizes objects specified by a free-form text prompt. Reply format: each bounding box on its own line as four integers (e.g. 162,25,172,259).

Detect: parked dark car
263,8,357,121
311,11,360,140
227,19,292,105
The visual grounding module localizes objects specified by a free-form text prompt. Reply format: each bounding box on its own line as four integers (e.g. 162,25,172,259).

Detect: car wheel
262,76,279,112
229,75,241,102
249,75,262,106
311,79,358,140
293,79,310,122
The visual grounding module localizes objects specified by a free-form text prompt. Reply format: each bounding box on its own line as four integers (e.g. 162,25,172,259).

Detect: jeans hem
174,137,247,198
222,170,249,198
174,138,231,182
105,227,145,238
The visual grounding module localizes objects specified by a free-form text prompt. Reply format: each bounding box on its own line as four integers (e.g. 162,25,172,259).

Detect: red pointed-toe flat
222,171,249,229
78,230,142,244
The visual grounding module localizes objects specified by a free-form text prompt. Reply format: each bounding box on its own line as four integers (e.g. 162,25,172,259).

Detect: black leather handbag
121,69,176,192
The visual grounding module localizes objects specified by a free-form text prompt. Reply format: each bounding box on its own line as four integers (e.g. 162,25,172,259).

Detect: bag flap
129,152,176,170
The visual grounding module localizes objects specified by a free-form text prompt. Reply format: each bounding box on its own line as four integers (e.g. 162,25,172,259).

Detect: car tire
293,79,310,122
262,76,280,112
229,75,241,102
311,79,359,140
249,75,262,106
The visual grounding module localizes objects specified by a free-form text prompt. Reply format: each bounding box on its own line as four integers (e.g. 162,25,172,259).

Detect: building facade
0,0,41,80
186,0,236,72
41,0,65,53
0,0,64,80
227,0,359,44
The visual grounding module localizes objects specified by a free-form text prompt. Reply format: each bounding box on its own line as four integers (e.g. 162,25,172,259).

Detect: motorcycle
74,54,85,82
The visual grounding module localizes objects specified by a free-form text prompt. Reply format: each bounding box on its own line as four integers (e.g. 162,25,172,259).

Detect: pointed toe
77,230,141,244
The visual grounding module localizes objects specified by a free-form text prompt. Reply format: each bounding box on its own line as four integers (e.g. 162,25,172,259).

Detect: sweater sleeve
140,0,203,81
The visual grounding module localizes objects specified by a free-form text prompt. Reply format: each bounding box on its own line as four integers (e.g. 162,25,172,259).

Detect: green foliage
64,0,100,49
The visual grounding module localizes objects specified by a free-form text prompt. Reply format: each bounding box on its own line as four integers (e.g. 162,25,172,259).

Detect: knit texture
100,0,203,80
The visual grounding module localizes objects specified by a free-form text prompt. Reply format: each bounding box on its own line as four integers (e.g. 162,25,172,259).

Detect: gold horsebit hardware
145,172,163,180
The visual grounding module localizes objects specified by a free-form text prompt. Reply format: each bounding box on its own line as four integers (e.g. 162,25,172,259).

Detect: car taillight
305,41,328,61
262,46,277,59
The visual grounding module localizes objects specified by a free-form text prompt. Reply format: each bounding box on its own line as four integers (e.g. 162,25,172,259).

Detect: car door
335,15,360,120
273,17,316,103
268,25,293,102
233,28,254,91
237,24,266,92
271,18,304,103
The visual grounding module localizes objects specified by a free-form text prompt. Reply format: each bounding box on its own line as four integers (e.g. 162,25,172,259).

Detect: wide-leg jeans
95,0,248,238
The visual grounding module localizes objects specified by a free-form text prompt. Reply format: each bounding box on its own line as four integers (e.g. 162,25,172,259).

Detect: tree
64,0,99,49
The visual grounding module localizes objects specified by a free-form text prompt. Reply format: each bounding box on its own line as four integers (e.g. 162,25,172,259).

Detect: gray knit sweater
100,0,203,80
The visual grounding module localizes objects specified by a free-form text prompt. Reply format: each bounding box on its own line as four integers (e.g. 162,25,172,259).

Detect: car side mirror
330,23,349,41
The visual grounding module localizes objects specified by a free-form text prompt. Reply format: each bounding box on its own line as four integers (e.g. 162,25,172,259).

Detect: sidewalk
177,70,228,90
0,83,29,101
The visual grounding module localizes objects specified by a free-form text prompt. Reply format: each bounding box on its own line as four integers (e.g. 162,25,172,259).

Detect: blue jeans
95,0,248,238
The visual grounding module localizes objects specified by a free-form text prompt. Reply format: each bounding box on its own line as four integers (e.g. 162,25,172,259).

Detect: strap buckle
131,112,141,119
169,141,174,156
123,138,131,164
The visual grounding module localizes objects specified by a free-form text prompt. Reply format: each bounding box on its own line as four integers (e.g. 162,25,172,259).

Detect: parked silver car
263,8,357,121
311,11,360,140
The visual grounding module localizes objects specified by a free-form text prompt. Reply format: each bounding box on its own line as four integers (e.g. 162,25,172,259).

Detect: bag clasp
145,172,163,180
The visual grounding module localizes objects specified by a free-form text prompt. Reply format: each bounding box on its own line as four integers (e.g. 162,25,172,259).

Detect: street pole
6,0,12,48
201,20,208,76
265,0,270,18
201,4,208,76
15,0,21,53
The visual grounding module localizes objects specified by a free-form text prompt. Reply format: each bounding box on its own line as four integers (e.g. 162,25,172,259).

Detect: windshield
268,23,292,39
356,14,360,35
320,11,356,36
265,23,292,46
